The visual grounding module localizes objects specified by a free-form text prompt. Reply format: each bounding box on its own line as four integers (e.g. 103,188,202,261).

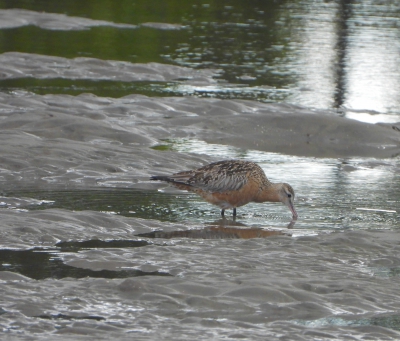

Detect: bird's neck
254,183,281,203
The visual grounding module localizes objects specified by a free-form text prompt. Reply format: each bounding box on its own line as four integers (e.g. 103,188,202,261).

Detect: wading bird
150,160,298,220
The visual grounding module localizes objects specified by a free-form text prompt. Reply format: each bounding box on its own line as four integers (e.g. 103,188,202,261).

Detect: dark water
0,244,170,281
0,0,399,121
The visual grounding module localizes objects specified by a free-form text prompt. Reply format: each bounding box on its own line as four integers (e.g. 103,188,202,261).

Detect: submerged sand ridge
0,9,138,30
0,52,398,166
1,92,399,151
1,207,400,340
0,90,398,193
161,103,400,158
0,9,185,31
0,52,219,82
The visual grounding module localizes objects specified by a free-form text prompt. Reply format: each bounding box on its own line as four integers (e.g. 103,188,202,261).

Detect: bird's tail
150,174,194,191
150,175,172,182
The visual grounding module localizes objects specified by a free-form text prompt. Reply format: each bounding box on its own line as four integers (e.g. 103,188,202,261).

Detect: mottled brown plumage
151,160,298,219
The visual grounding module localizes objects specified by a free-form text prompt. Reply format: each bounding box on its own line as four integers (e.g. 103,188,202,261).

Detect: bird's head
278,183,298,220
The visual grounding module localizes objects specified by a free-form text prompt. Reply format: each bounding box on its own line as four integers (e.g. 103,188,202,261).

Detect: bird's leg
233,208,237,216
221,209,225,216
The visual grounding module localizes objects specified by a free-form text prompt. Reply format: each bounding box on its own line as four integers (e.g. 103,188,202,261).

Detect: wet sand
0,9,138,30
0,51,400,340
0,86,399,193
1,207,400,340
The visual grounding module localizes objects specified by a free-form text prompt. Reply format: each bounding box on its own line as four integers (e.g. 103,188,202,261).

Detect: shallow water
0,1,400,340
4,141,399,231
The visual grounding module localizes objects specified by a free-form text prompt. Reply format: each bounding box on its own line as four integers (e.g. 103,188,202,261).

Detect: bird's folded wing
170,170,248,193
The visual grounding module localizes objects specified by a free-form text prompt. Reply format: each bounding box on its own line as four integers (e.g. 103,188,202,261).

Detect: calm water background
0,1,400,340
1,0,400,121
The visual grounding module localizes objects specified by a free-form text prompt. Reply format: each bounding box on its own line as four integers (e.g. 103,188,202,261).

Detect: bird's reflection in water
137,219,295,240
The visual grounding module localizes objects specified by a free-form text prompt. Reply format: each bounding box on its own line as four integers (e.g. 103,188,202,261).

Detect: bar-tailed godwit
150,160,298,220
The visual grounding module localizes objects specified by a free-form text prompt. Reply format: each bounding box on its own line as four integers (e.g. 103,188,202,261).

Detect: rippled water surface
0,1,400,340
1,0,400,121
5,140,399,231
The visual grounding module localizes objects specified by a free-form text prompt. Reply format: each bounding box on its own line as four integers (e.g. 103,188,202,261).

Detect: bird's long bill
288,201,298,220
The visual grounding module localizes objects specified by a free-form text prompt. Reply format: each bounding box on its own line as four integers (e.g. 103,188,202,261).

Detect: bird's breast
195,182,259,208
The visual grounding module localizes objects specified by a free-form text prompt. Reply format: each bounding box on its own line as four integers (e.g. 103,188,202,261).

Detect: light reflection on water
344,2,400,116
1,1,399,123
167,0,400,123
4,138,398,233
